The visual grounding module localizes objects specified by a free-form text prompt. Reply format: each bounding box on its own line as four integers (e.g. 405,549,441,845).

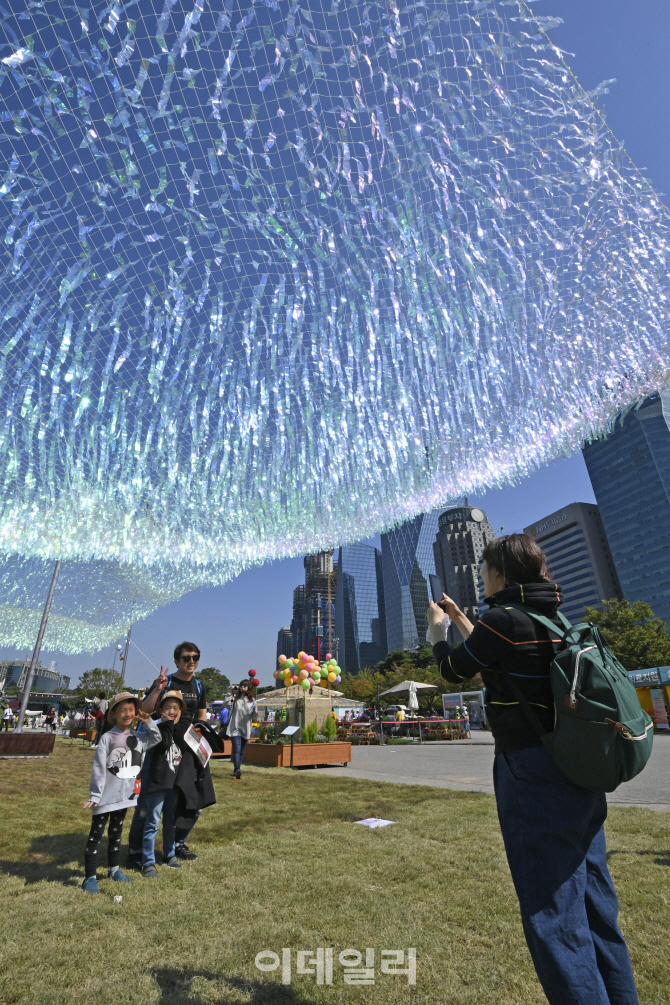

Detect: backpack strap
163,674,201,698
503,602,569,638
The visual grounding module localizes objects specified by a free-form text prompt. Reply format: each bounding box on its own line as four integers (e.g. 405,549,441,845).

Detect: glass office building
381,510,443,651
275,627,293,687
583,392,670,625
433,506,497,627
335,545,387,674
524,503,621,624
0,659,70,693
285,553,338,663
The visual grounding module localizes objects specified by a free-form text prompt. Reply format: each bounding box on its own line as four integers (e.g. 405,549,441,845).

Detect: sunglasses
180,654,199,663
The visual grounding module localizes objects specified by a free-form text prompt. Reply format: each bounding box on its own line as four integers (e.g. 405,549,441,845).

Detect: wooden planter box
210,739,232,759
243,741,351,768
0,732,56,757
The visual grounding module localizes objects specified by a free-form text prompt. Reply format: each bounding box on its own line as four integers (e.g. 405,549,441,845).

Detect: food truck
628,666,670,730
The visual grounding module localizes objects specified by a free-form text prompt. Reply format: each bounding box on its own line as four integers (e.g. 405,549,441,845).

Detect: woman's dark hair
174,641,201,661
98,692,106,699
481,534,551,585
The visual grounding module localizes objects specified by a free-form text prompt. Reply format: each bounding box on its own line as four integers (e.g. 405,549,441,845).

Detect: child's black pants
85,808,127,878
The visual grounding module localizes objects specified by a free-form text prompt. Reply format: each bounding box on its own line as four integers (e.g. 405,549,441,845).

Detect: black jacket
172,719,216,827
145,719,182,794
433,582,564,753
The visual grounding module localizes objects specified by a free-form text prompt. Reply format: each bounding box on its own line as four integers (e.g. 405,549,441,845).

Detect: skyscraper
290,585,306,659
381,510,443,651
524,503,622,624
433,505,497,625
336,544,387,674
583,392,670,624
283,553,338,664
275,626,293,675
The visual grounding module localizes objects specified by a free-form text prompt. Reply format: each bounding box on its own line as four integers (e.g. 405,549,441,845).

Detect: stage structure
0,1,669,651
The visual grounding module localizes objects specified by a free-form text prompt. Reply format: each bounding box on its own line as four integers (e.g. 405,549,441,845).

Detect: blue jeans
231,735,247,771
142,788,178,866
494,746,638,1005
127,750,153,855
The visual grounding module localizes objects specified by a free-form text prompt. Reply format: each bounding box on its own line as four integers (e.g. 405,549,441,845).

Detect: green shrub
321,715,337,740
302,720,318,744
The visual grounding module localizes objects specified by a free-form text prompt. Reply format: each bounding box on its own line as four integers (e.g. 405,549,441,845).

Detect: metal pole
14,560,62,734
120,624,132,685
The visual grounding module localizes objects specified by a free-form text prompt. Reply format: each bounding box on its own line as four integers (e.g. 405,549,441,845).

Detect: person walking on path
426,534,639,1005
2,706,14,731
137,642,215,861
226,681,256,779
82,692,160,894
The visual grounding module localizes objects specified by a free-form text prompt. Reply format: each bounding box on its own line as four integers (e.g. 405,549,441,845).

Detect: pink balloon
299,669,309,680
325,653,332,660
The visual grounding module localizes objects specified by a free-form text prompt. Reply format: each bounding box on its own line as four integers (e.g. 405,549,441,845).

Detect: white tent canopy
379,680,438,698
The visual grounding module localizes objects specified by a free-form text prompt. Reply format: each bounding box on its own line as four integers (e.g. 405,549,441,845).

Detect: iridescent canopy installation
0,0,669,651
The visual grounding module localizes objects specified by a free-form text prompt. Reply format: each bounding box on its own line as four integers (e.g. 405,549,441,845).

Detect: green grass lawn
0,740,668,1005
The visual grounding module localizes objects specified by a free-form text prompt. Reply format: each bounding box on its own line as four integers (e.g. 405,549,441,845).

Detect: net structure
0,0,669,652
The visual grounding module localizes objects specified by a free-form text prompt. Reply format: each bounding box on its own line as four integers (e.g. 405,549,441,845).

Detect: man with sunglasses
136,642,213,862
144,643,208,729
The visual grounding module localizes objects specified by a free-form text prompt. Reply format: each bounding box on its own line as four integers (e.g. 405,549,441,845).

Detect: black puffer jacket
433,582,564,753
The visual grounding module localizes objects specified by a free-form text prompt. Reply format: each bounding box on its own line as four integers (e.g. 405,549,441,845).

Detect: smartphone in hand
429,574,444,604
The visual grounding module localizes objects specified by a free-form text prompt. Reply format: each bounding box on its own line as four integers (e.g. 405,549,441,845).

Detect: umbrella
407,681,420,712
378,680,438,698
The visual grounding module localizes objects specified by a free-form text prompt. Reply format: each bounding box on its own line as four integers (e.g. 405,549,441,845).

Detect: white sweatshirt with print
88,718,161,815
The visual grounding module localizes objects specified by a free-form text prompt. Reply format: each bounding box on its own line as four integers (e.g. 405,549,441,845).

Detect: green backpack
503,604,654,792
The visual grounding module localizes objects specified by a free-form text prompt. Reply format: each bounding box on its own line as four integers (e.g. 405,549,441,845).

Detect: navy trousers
494,746,638,1005
231,735,247,771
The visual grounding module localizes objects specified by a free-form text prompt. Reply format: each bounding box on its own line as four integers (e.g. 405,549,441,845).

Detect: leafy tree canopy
337,647,482,711
194,667,231,702
584,598,670,672
75,667,126,700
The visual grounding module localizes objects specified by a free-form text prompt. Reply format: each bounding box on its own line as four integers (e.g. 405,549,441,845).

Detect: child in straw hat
82,692,161,894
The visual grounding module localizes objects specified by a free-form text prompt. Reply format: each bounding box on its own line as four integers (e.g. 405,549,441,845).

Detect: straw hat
158,689,186,712
107,691,142,722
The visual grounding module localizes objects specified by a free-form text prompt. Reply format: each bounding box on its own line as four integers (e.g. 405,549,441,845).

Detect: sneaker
82,876,100,894
162,855,182,869
174,843,197,861
234,768,241,779
110,869,132,883
125,853,143,872
142,865,157,878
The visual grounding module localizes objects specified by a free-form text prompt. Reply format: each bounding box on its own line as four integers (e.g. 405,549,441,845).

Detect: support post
14,560,62,734
120,624,132,684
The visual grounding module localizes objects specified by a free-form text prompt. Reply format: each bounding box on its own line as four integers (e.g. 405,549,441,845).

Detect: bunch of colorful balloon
274,652,342,690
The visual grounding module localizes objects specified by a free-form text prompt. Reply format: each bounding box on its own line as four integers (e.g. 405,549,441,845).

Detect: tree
75,667,125,700
338,646,482,711
194,667,230,701
584,598,670,672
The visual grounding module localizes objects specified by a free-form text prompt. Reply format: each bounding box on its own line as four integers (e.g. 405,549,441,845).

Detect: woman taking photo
427,534,638,1005
226,680,256,779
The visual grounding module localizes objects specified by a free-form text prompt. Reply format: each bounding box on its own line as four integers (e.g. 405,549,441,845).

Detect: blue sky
9,1,670,692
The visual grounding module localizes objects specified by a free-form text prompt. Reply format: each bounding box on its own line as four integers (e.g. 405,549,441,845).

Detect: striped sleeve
433,612,511,682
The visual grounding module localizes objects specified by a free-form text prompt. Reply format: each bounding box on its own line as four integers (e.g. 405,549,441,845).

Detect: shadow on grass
0,831,86,886
149,968,318,1005
607,849,670,868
